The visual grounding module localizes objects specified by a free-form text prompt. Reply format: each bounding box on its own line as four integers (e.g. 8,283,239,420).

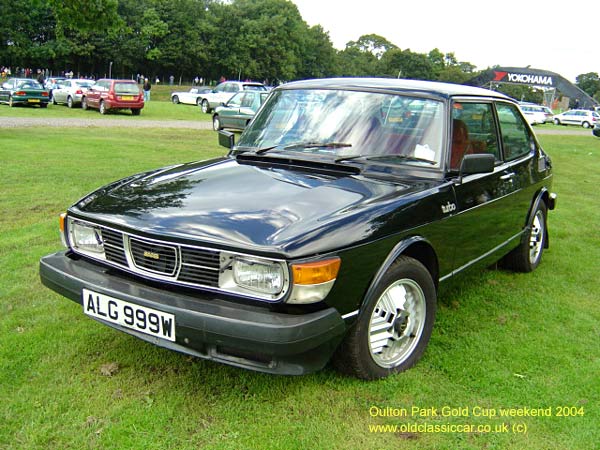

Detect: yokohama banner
466,66,598,108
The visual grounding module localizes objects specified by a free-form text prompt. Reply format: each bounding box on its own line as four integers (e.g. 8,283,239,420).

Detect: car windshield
237,89,445,167
114,83,140,94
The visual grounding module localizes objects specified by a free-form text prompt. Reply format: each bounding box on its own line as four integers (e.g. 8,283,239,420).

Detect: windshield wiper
335,154,436,165
254,145,279,155
283,142,352,150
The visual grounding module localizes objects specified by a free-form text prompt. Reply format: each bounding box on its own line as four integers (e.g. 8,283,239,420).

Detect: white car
52,79,95,108
553,109,599,128
520,104,551,125
198,81,268,113
170,87,212,106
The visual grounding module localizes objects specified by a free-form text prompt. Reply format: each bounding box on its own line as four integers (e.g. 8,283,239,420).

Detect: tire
8,96,14,107
212,115,222,131
333,256,436,380
67,96,73,108
503,201,547,272
131,108,141,116
553,118,560,125
81,97,88,110
40,103,48,108
172,95,179,104
196,98,202,106
201,99,210,114
99,101,107,115
582,121,591,128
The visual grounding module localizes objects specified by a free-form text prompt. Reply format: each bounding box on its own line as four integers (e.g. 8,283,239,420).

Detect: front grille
102,228,127,266
179,247,220,287
129,237,178,276
84,223,225,290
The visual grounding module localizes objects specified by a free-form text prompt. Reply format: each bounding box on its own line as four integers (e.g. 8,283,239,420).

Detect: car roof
277,77,512,101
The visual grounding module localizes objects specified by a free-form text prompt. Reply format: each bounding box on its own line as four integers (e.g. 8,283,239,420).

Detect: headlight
233,257,284,295
69,220,105,255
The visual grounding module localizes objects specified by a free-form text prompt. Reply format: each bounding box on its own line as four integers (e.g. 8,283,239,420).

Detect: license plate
82,289,175,341
28,99,40,103
121,95,134,100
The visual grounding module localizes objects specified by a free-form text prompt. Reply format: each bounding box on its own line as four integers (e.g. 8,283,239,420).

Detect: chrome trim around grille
66,217,289,301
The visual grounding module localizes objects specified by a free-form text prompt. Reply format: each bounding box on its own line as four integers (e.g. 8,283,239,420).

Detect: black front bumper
40,251,347,375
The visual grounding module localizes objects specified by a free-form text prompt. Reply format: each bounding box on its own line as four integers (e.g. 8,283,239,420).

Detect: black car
40,78,556,380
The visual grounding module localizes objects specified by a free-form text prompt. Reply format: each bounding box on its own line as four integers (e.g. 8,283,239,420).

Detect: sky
291,0,596,83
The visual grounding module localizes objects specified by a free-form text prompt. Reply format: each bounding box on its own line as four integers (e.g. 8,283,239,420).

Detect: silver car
52,79,96,108
552,109,599,128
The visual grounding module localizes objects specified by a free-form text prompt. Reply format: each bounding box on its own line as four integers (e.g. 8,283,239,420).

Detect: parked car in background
82,79,144,115
212,90,269,131
52,79,96,108
553,109,599,128
198,81,268,113
519,103,552,125
593,123,600,137
40,78,556,380
0,78,50,107
171,86,212,105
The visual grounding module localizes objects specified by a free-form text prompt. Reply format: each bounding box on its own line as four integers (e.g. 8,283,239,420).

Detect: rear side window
496,103,535,161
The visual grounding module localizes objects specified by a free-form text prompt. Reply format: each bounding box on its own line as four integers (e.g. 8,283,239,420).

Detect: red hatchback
82,79,144,115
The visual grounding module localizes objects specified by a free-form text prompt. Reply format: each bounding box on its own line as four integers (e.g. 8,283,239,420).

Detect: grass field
0,123,598,449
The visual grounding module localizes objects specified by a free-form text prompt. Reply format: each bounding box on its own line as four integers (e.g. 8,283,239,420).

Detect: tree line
2,0,598,101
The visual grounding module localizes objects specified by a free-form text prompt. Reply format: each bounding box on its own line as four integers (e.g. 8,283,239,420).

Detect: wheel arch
360,236,439,312
527,188,553,249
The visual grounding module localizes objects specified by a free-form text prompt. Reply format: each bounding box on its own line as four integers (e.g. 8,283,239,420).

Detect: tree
576,72,600,99
380,48,435,80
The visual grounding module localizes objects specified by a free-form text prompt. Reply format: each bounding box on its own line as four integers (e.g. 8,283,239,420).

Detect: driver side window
450,102,500,170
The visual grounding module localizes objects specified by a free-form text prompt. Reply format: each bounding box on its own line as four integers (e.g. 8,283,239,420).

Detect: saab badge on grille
143,250,161,260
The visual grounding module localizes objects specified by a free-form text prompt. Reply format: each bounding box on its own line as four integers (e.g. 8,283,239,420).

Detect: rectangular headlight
70,220,105,254
233,257,284,295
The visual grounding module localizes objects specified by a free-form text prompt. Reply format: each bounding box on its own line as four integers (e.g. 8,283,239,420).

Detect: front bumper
40,251,347,375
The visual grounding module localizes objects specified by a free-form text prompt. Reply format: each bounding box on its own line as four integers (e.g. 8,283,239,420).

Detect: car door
220,92,244,128
86,80,104,108
235,92,258,128
54,81,68,103
446,100,526,273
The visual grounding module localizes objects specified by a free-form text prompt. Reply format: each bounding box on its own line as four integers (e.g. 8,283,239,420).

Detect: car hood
72,157,435,257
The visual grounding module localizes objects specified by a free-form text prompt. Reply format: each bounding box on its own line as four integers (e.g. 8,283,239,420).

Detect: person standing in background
143,78,151,102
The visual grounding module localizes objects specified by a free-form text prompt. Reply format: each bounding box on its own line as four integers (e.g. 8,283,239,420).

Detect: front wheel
201,99,210,114
333,256,436,380
172,95,179,104
212,115,221,131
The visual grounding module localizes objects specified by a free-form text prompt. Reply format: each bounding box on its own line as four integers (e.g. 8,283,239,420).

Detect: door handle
500,172,515,181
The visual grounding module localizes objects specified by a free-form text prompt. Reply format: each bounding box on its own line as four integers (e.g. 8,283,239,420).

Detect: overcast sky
291,0,596,83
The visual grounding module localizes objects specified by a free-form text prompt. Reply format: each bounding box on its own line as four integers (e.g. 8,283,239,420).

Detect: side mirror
218,130,235,149
459,154,495,176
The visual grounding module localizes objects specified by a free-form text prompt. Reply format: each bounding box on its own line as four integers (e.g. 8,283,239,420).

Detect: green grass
0,128,599,449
